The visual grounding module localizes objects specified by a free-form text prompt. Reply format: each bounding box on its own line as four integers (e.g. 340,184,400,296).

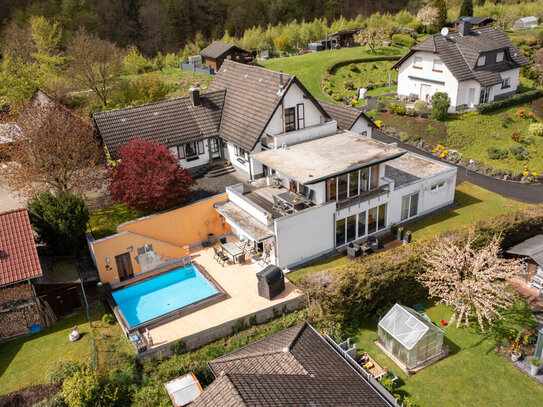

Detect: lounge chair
347,243,361,257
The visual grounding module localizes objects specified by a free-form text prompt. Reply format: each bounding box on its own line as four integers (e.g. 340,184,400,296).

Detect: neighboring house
453,16,495,30
506,235,543,293
330,28,363,47
191,322,397,407
393,23,530,109
199,41,253,71
514,16,538,30
0,208,44,341
95,61,376,177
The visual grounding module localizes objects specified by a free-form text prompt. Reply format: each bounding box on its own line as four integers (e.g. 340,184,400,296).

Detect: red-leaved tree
107,138,196,213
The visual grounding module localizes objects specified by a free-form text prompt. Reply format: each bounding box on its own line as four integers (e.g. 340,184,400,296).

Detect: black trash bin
256,265,285,300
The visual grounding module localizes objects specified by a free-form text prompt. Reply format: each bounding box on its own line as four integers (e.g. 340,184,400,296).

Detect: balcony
261,121,337,149
336,183,391,211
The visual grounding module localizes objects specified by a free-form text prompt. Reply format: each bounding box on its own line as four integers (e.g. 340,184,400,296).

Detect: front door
115,252,134,281
420,84,432,102
468,88,476,108
209,138,221,159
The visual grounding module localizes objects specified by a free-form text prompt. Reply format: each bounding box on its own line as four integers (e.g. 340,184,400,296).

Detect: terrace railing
336,183,390,211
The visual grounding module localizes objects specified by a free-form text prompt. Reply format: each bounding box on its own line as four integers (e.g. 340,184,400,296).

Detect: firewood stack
0,283,41,340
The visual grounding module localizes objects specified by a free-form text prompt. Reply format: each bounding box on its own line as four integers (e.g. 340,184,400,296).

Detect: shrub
115,75,172,108
528,123,543,137
390,25,418,39
391,34,416,48
62,368,119,407
487,147,508,160
365,109,377,120
509,145,529,160
413,100,427,112
170,339,187,355
406,108,416,117
500,113,511,127
33,396,67,407
510,131,524,142
45,359,81,384
344,80,354,90
400,132,410,142
430,92,450,121
517,109,526,118
476,90,543,114
412,134,421,142
27,192,89,255
376,101,387,112
348,63,357,72
393,102,407,116
538,30,543,46
102,313,115,325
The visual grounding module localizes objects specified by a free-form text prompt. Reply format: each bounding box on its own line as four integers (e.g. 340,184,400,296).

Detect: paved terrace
146,235,302,349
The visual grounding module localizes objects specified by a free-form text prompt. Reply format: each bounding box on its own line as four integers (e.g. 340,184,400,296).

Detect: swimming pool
112,264,219,327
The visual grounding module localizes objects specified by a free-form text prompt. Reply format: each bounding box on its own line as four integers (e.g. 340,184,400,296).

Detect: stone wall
0,282,41,340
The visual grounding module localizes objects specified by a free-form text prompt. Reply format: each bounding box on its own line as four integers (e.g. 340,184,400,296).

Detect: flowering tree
107,138,196,213
417,6,439,33
418,234,524,332
354,28,388,53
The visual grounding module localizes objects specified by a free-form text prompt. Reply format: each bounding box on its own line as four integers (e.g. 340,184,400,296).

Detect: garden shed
377,304,444,371
514,16,538,30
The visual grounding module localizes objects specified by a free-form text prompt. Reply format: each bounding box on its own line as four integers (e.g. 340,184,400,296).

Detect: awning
214,200,274,242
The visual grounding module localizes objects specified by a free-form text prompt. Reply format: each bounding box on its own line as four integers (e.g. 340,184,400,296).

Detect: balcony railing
336,184,390,210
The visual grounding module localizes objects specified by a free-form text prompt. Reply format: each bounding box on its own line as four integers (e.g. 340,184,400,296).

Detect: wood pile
0,283,33,307
0,283,41,340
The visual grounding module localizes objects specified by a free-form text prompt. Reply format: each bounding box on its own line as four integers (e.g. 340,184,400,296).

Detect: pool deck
144,236,303,351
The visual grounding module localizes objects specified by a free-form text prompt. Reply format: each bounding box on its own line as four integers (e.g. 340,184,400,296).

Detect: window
235,146,249,160
368,207,377,234
496,52,504,63
176,145,185,159
501,77,511,89
378,203,387,230
358,211,366,238
185,142,198,158
360,167,370,192
432,59,443,72
346,215,356,243
349,171,359,197
297,103,305,129
370,164,379,190
284,107,296,132
326,177,336,202
477,55,486,67
401,193,419,221
137,244,153,255
413,56,423,69
337,174,348,200
336,218,346,246
431,181,445,192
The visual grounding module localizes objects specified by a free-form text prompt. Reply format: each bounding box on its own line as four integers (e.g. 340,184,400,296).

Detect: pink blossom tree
108,138,196,213
418,234,524,332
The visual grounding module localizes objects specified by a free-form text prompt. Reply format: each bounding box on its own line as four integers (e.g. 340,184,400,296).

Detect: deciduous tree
0,93,105,197
66,28,123,107
354,27,388,53
417,6,439,33
418,234,524,332
107,138,196,213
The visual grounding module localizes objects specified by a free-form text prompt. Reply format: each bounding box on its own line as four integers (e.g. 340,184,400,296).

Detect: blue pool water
112,265,218,327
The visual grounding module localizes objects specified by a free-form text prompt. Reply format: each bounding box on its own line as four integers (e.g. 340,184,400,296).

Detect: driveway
373,131,543,204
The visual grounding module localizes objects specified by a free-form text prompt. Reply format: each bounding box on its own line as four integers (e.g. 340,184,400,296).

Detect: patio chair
278,200,293,215
272,195,281,212
346,242,361,257
220,237,227,244
367,235,379,251
258,253,270,267
272,177,283,188
217,248,230,267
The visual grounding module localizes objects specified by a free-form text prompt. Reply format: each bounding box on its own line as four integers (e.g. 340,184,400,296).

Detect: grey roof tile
319,100,376,131
200,41,250,59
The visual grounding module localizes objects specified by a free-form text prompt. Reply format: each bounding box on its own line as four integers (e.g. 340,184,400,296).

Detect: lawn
349,299,543,407
378,102,543,174
288,182,531,283
87,203,142,239
323,60,398,101
259,46,405,101
0,305,132,395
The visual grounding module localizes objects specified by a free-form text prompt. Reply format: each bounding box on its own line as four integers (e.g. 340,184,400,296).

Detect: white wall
492,68,520,100
397,51,459,106
169,143,210,169
456,79,481,107
350,117,373,138
272,120,337,147
226,185,271,226
274,202,336,268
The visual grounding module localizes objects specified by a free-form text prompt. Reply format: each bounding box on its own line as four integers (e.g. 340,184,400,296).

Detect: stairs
204,161,237,179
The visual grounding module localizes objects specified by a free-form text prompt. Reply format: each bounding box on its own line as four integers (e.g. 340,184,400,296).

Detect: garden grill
256,265,285,300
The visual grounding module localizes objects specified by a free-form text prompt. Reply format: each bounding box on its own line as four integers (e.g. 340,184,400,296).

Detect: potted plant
530,357,541,376
397,227,404,240
511,349,522,362
390,224,398,236
404,231,412,244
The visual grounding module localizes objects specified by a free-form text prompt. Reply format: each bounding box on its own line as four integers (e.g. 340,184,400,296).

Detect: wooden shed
199,42,253,71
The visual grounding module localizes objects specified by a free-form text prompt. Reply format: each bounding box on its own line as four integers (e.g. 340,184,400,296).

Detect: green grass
324,60,398,101
87,203,142,239
0,305,132,395
377,112,448,146
409,182,531,239
349,299,543,407
259,46,405,101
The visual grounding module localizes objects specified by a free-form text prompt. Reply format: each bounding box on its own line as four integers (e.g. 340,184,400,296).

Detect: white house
393,22,530,109
94,61,375,177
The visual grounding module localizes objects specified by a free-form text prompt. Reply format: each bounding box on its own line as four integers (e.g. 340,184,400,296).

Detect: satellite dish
440,27,449,36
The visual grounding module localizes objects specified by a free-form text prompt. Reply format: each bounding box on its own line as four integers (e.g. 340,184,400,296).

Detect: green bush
62,368,119,407
27,191,89,255
115,75,173,108
476,90,543,114
430,92,450,121
413,100,427,112
45,359,81,384
365,109,378,120
33,395,67,407
391,34,416,48
390,25,418,39
528,123,543,137
487,147,508,160
344,80,354,90
400,132,410,142
412,134,421,142
102,313,115,325
538,30,543,46
131,383,170,407
170,339,187,355
394,103,407,115
509,145,529,160
406,108,416,117
376,101,387,112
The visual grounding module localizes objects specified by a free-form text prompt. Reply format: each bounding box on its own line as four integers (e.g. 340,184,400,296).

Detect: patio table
277,192,308,211
221,242,244,263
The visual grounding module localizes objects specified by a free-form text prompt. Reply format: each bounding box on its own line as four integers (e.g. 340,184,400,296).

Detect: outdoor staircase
206,161,237,178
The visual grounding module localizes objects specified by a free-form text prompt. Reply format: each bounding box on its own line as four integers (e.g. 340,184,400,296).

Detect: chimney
459,18,471,36
189,88,201,107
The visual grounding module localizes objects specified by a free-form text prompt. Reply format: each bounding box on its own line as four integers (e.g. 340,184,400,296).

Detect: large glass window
185,142,197,158
347,215,356,243
336,218,346,246
285,107,296,132
368,207,377,234
358,211,366,238
326,178,336,202
401,193,419,221
378,203,387,230
360,167,370,192
370,164,379,190
349,172,358,197
338,174,348,200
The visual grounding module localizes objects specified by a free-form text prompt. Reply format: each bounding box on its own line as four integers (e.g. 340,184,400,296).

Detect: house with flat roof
191,322,398,406
392,22,530,109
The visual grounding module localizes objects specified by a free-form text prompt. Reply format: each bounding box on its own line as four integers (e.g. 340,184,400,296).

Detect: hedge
391,34,416,48
476,90,543,114
326,56,399,75
299,206,543,324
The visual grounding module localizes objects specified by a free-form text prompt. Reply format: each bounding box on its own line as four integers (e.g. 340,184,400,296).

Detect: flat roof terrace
385,153,451,188
252,131,406,185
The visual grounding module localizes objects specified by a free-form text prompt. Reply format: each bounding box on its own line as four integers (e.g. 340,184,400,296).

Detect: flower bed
495,328,538,362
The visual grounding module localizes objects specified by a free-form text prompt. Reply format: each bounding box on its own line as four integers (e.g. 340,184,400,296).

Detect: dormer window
432,59,443,72
477,55,486,67
413,56,423,69
496,52,504,63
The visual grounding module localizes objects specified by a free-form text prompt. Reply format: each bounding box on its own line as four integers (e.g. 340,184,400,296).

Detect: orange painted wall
92,232,189,283
117,194,230,248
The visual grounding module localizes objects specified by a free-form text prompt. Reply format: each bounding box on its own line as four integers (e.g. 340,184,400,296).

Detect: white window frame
432,59,443,72
413,56,423,69
496,52,504,63
501,77,511,89
477,55,486,67
430,181,445,192
401,192,419,221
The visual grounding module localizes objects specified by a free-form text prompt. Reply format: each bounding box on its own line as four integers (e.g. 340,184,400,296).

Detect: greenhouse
377,304,444,370
514,16,538,30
